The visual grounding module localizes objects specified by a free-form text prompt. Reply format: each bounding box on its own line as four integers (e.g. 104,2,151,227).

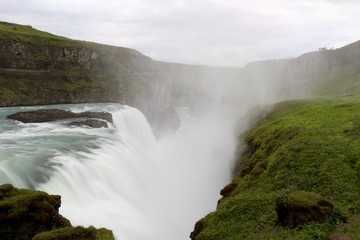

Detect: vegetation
0,21,149,107
0,21,81,47
0,184,115,240
32,226,115,240
192,96,360,239
0,184,71,239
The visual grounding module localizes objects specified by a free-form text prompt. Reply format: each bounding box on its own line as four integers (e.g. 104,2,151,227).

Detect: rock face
0,22,183,132
0,22,154,108
7,109,113,124
275,191,334,228
0,184,116,240
0,184,71,240
190,220,205,240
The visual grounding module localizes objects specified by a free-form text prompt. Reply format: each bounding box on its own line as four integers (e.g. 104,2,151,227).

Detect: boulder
69,119,108,128
275,190,334,228
7,109,113,124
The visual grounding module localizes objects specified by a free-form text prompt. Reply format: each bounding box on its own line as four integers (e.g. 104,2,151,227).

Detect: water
0,103,237,240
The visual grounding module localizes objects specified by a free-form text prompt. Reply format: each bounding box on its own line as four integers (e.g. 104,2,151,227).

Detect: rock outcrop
275,191,334,228
0,184,116,240
0,184,71,240
7,109,113,124
69,119,108,128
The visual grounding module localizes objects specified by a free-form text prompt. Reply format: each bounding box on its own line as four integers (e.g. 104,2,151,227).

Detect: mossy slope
192,96,360,239
0,184,115,240
0,21,153,108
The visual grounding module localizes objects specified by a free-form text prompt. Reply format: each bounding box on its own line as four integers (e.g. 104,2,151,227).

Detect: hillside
189,38,360,239
3,21,360,239
1,21,360,126
191,96,360,239
0,21,153,106
0,21,237,131
243,41,360,98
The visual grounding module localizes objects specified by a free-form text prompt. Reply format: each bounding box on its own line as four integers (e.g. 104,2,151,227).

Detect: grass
0,184,115,240
0,21,81,47
32,226,115,240
193,96,360,239
0,21,154,106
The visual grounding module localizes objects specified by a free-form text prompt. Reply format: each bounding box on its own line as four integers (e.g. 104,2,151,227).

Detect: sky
1,0,360,66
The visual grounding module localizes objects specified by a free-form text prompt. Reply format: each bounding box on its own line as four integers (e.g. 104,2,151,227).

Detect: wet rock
69,119,108,128
77,111,113,123
275,190,334,228
6,109,113,124
0,184,116,240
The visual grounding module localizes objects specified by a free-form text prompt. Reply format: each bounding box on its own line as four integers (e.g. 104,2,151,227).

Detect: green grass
193,96,360,239
0,21,81,47
32,226,116,240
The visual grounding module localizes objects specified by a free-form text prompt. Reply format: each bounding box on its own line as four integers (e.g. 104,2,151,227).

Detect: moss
32,226,115,240
192,96,360,239
0,184,116,240
276,191,334,228
0,88,18,99
0,184,71,240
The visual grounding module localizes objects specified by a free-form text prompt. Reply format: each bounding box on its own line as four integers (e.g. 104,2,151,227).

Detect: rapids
0,103,237,240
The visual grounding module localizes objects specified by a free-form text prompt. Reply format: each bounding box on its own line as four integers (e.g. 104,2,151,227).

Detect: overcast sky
1,0,360,66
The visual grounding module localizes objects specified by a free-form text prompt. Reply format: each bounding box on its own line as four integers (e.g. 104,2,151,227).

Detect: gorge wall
1,21,360,130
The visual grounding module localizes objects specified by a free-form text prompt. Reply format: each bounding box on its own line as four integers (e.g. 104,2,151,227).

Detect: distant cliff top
0,21,78,46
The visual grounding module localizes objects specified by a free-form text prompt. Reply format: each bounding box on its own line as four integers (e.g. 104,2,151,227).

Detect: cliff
243,40,360,98
2,21,360,128
191,97,360,239
0,21,154,106
0,184,115,240
0,21,229,131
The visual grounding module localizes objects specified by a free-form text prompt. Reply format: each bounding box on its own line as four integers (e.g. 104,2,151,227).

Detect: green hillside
192,96,360,239
0,21,164,124
0,21,80,46
3,21,360,239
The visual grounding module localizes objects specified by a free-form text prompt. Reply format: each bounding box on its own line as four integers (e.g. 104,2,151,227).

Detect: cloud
1,0,360,66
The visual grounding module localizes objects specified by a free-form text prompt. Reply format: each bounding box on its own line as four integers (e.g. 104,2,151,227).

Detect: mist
104,56,318,239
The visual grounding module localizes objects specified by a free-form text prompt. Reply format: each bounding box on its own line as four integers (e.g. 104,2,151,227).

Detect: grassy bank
192,96,360,239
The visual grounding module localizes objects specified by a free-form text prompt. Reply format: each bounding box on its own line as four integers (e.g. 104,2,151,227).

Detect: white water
0,103,238,240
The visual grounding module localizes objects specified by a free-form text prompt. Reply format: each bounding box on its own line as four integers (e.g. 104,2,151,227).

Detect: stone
69,119,108,128
7,109,113,124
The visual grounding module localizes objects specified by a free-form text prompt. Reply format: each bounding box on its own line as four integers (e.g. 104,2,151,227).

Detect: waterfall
0,104,237,240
